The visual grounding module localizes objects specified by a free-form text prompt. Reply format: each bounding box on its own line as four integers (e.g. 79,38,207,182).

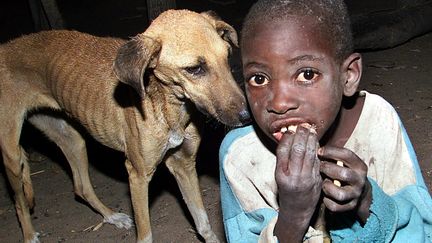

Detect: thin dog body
0,10,249,243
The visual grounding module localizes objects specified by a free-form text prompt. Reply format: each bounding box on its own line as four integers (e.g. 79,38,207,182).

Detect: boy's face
242,17,347,143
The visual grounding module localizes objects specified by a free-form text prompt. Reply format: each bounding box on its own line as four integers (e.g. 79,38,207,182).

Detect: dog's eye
185,65,205,76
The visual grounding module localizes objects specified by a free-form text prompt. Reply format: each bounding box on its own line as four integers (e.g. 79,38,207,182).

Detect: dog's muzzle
238,109,252,126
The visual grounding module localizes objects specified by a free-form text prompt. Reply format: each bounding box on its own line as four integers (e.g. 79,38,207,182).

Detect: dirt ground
1,7,432,243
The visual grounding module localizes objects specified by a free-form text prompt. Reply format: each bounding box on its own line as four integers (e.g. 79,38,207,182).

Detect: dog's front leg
124,158,155,243
165,125,219,243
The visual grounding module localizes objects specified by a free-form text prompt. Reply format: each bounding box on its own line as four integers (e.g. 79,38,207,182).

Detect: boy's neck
322,92,365,147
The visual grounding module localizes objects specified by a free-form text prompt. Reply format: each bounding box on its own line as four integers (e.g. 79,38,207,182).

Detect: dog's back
0,31,128,149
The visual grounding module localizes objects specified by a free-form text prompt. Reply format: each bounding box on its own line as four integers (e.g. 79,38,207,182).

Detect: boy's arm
329,93,432,242
219,126,280,243
220,162,278,242
274,125,322,242
331,113,432,242
331,179,432,242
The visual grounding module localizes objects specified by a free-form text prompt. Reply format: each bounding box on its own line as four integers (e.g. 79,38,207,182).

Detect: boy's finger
333,161,344,186
321,178,360,202
318,146,362,168
276,132,295,174
303,128,319,175
320,160,346,179
323,197,357,213
320,160,356,185
287,125,310,174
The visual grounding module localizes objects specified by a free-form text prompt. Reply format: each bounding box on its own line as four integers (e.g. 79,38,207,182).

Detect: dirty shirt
219,91,432,242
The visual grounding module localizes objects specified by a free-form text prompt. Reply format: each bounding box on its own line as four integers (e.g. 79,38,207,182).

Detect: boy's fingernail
310,126,317,134
300,123,317,134
317,147,323,155
300,123,311,129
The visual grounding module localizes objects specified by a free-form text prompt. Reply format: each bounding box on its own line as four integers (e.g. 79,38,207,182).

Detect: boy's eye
298,69,319,82
247,74,269,86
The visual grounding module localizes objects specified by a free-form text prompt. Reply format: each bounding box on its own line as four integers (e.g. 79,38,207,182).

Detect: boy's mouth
272,125,297,141
272,123,316,141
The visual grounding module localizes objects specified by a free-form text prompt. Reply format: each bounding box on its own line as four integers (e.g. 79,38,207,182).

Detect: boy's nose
266,84,299,114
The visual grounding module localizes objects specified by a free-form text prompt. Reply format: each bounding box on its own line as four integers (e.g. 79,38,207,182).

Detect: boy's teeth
279,124,317,135
280,125,298,133
288,125,297,133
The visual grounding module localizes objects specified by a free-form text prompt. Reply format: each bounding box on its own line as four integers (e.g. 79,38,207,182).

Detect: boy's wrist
275,211,310,243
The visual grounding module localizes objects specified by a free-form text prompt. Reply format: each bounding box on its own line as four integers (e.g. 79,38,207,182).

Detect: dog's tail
22,152,35,209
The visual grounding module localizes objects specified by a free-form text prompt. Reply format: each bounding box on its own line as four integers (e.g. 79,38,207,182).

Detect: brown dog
0,10,250,243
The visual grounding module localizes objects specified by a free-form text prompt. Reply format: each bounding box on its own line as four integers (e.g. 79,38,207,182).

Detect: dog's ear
200,11,238,47
113,35,161,98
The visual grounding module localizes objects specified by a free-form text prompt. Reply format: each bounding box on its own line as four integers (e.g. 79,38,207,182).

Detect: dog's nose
239,109,252,124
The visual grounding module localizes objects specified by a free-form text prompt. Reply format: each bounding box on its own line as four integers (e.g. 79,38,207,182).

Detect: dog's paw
29,232,41,243
203,232,220,243
103,212,133,229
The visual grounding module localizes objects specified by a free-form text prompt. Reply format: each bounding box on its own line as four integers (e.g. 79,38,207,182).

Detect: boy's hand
318,146,372,223
274,125,322,242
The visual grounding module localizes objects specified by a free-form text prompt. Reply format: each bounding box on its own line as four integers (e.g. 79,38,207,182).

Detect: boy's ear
342,53,362,96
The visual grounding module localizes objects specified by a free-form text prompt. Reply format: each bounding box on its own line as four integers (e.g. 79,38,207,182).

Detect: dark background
2,0,432,49
0,1,431,242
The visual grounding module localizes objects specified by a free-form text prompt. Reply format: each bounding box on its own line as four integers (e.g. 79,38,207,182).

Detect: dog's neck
145,80,194,150
147,80,191,132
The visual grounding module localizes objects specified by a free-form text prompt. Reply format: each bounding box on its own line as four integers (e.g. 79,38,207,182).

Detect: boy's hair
241,0,354,62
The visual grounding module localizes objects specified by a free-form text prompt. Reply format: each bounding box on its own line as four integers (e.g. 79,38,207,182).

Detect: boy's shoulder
219,124,274,162
220,125,256,155
354,90,402,138
360,90,396,113
358,90,401,128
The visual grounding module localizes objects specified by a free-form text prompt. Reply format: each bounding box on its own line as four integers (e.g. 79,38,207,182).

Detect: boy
219,0,432,242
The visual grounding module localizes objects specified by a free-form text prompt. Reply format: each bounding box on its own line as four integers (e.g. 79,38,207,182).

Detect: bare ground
0,29,431,243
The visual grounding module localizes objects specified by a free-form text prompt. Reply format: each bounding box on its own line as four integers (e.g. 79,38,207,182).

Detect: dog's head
113,9,250,127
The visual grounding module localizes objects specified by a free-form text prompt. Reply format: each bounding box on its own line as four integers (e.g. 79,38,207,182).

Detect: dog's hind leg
165,125,219,243
28,114,133,229
0,112,39,243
